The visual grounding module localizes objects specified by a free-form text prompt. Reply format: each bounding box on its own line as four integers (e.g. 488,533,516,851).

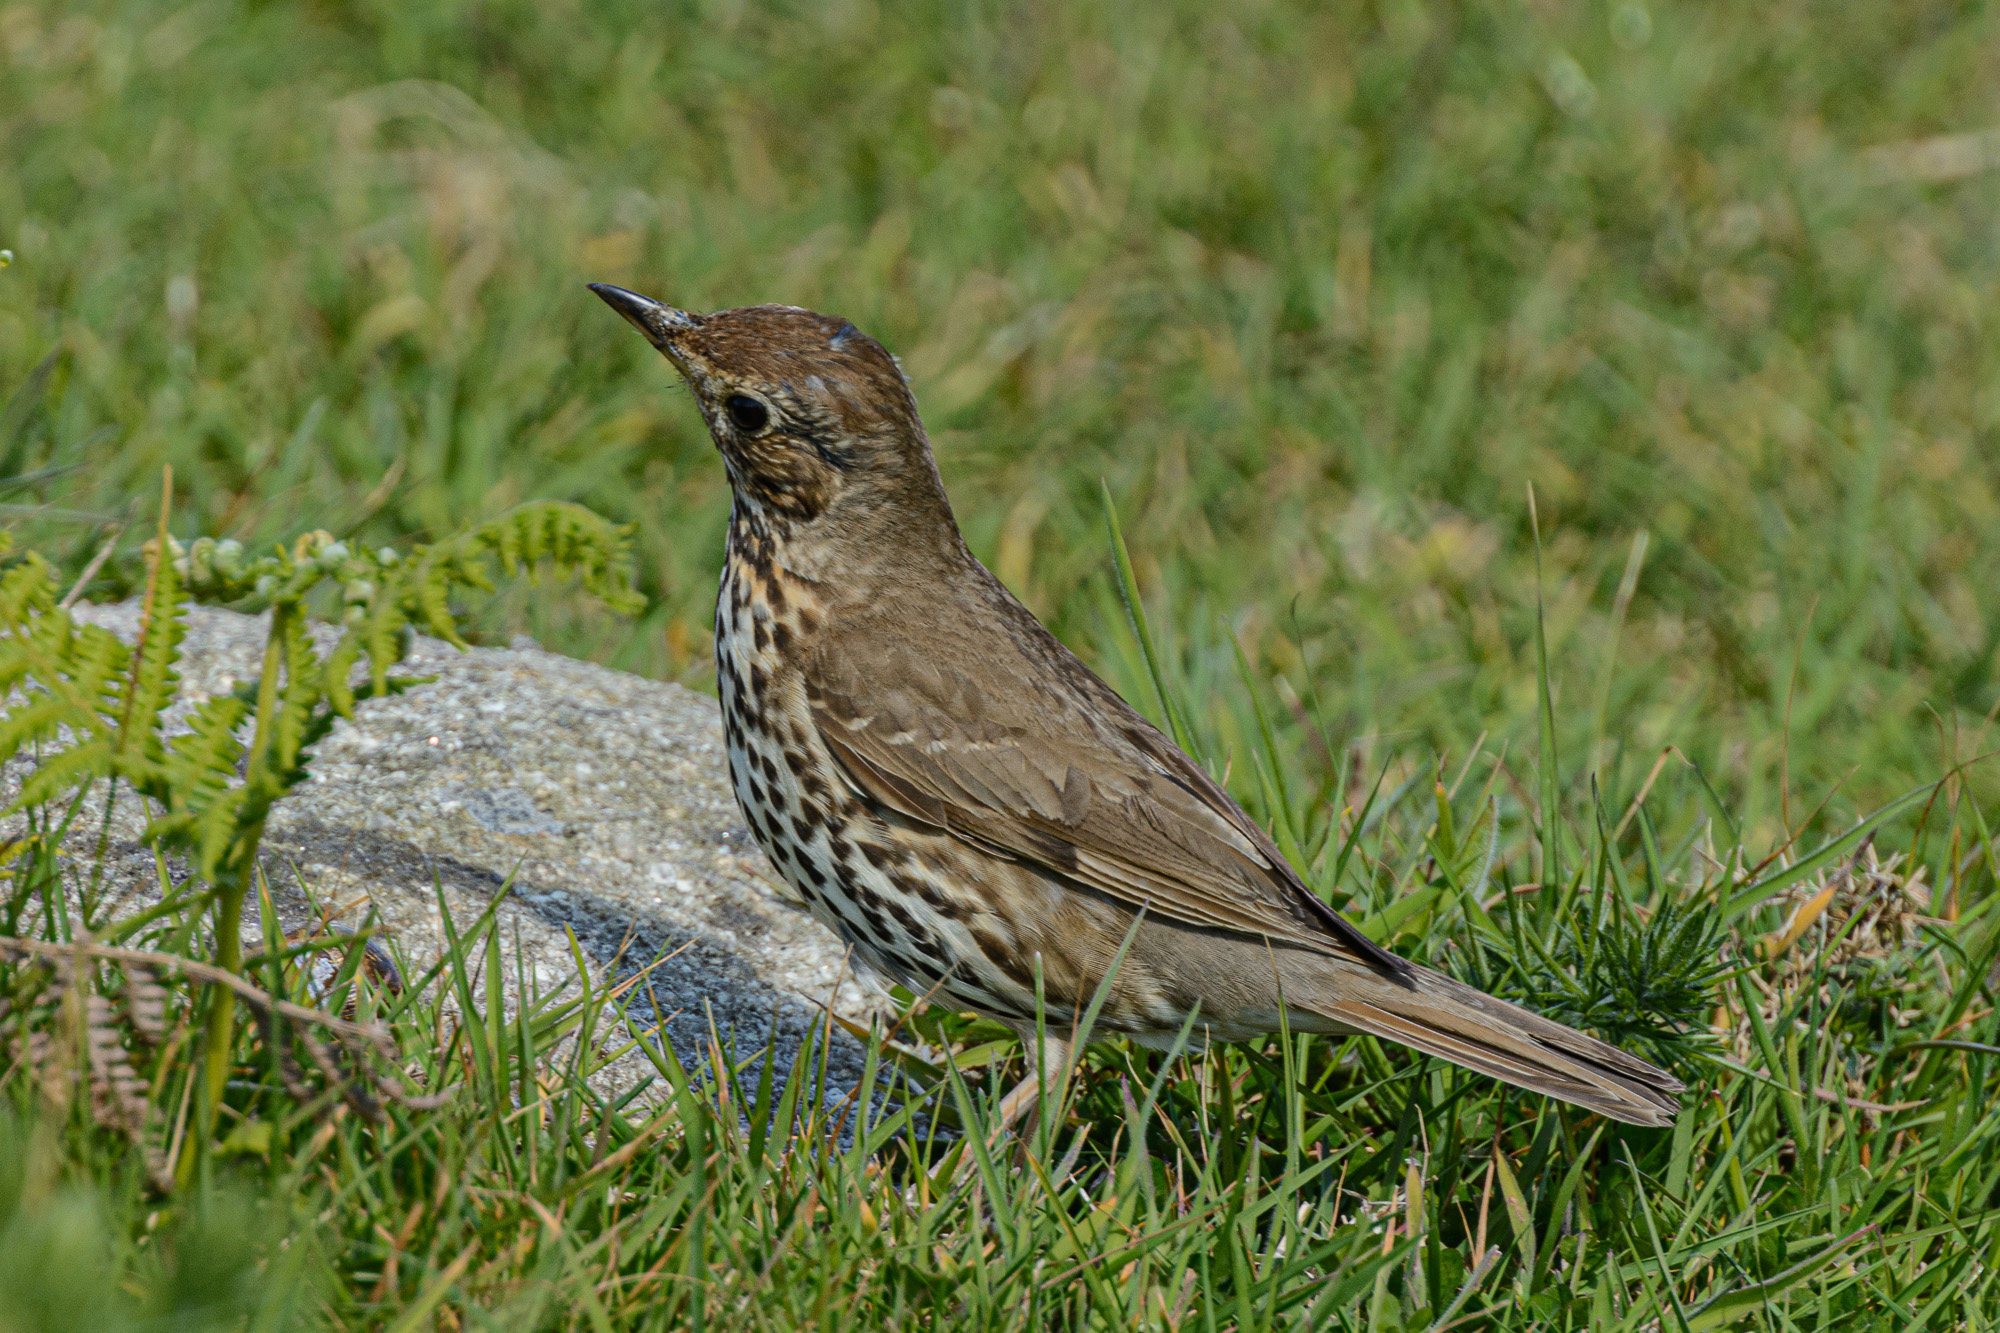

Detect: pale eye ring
724,394,769,433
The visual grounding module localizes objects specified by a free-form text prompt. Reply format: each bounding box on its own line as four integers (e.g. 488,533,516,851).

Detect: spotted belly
713,581,1034,1023
720,703,1013,1014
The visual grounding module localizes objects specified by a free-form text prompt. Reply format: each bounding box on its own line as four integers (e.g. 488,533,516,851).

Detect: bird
589,283,1683,1129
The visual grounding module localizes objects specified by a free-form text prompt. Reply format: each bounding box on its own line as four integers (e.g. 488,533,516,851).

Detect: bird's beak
588,284,697,349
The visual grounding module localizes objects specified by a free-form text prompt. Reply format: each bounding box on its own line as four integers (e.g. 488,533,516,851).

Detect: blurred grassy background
4,0,1999,854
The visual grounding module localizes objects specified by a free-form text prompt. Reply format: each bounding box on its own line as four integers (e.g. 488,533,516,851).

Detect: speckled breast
711,519,966,1001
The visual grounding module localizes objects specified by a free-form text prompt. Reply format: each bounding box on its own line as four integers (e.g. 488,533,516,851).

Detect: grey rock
25,600,893,1103
437,785,565,836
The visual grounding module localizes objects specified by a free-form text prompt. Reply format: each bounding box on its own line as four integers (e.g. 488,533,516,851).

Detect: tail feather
1302,964,1685,1128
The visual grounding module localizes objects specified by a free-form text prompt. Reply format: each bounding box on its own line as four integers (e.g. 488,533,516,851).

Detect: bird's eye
724,395,769,433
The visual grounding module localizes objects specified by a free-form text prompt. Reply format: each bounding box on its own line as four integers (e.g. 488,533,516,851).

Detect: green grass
2,0,2000,1326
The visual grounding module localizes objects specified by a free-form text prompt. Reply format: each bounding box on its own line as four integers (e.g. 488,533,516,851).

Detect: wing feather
810,637,1409,978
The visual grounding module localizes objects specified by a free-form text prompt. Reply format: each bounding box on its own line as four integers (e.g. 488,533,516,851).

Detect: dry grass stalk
0,932,448,1170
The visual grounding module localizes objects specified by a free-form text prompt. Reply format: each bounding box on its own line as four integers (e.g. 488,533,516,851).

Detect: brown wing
807,616,1410,980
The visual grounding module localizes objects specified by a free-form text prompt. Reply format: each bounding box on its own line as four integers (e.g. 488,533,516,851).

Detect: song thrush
591,284,1682,1128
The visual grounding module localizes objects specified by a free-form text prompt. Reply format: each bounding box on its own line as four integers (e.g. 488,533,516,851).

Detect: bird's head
591,285,955,540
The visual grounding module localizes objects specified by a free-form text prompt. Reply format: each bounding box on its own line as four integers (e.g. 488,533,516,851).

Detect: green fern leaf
0,693,93,764
112,536,187,780
321,629,364,718
409,559,465,648
14,740,115,810
0,554,56,624
157,694,249,819
269,608,324,783
0,612,130,799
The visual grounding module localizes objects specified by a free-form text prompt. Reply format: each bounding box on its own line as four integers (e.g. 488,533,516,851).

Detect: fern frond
0,612,124,751
176,502,643,693
409,557,466,648
362,600,412,700
269,608,323,786
65,618,134,721
111,534,185,781
0,554,57,624
14,741,114,810
0,610,130,806
396,501,644,653
156,694,249,823
0,693,97,764
321,627,365,718
146,785,250,885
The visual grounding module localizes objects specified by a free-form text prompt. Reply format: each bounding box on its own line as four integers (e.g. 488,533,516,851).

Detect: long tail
1298,962,1684,1127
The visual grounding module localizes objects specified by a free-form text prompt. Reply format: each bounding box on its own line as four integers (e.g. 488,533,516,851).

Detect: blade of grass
1102,480,1196,754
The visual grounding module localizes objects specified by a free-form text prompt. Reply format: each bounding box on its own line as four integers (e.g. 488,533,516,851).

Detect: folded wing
808,634,1410,980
